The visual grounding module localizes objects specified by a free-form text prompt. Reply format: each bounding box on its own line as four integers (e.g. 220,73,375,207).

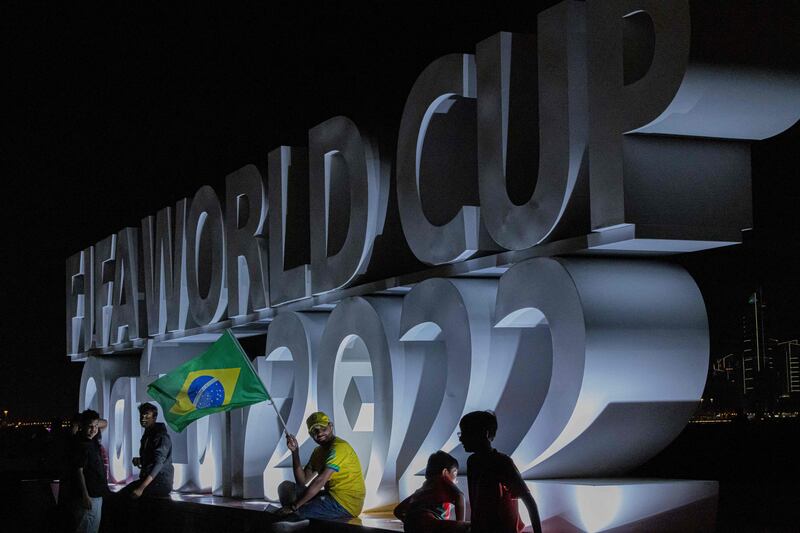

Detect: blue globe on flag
187,375,226,409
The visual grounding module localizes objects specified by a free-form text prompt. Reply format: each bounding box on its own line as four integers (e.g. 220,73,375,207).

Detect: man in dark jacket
120,402,173,498
59,409,109,533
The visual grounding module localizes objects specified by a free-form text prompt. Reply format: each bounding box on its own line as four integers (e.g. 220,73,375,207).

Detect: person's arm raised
286,433,312,485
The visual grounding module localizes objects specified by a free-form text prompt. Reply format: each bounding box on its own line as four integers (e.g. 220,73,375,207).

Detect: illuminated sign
69,1,799,530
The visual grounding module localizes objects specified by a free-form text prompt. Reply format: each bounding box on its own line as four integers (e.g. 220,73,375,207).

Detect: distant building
776,340,800,397
741,289,774,395
708,353,741,410
707,290,798,412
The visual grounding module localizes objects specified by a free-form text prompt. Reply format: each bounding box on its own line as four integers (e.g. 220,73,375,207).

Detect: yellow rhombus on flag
147,330,270,432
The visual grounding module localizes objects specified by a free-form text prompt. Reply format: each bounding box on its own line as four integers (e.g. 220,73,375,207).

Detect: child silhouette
459,411,542,533
394,450,468,532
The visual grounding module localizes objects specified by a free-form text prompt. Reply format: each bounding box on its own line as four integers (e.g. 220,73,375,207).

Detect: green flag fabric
147,329,269,432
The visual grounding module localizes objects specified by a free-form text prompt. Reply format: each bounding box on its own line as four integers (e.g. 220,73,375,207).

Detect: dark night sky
2,1,798,419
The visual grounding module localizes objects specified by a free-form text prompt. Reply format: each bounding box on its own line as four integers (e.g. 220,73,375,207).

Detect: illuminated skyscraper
776,340,800,397
742,290,765,393
740,289,778,403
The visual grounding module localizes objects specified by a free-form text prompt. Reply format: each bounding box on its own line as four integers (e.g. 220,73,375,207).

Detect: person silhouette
459,411,542,533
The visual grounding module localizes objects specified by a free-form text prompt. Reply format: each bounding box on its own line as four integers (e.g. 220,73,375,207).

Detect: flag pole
268,398,289,434
226,329,291,435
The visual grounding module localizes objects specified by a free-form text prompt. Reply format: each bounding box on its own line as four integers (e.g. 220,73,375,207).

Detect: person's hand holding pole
286,433,308,486
286,433,299,453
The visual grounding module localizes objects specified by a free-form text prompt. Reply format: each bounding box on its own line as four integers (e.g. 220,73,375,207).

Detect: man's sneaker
270,519,310,532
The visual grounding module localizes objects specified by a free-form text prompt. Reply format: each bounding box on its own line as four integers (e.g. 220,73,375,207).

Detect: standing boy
459,411,542,533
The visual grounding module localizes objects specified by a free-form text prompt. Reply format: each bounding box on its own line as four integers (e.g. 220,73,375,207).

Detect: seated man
275,412,365,522
120,402,173,498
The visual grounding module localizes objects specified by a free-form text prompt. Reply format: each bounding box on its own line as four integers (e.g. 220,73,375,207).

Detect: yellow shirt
306,436,366,517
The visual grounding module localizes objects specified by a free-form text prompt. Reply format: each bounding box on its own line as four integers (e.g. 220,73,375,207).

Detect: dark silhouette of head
425,450,459,480
458,410,497,453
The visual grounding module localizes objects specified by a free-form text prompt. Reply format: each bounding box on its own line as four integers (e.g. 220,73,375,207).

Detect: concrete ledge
102,489,403,533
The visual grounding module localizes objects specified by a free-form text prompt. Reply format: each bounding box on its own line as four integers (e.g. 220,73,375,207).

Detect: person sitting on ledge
119,402,173,499
274,411,365,524
393,450,468,532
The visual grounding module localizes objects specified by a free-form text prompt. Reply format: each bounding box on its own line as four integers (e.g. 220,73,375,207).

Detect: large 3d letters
477,1,588,249
494,258,708,477
226,165,269,316
187,186,227,326
309,117,389,294
268,147,311,306
397,54,499,264
317,296,404,509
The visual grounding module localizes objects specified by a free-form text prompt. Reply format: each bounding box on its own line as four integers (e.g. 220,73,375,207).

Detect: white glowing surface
172,464,186,490
399,321,442,341
111,399,126,482
524,479,717,531
84,377,97,411
527,394,602,470
575,485,622,532
198,417,216,491
352,403,375,432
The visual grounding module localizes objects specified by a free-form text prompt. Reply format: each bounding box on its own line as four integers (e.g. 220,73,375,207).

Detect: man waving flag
147,329,269,432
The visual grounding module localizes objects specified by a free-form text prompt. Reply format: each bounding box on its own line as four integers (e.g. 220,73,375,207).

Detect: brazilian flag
147,330,269,432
